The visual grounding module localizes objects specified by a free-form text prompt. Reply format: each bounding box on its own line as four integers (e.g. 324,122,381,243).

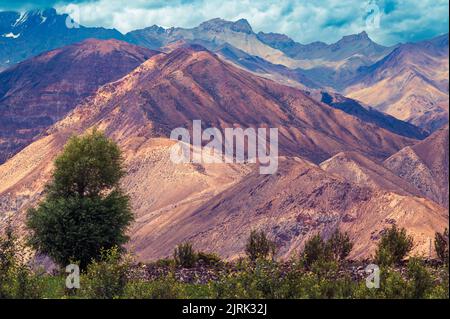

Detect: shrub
197,252,222,266
210,259,283,299
0,225,16,298
301,234,328,269
0,225,42,299
406,258,434,299
154,258,176,268
12,264,43,299
326,230,353,262
355,268,409,299
375,225,413,266
245,230,276,262
174,242,197,268
124,274,184,299
301,230,354,269
27,130,133,269
435,228,449,265
82,247,130,299
427,266,449,299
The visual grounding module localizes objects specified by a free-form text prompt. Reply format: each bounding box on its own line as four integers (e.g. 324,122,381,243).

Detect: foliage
406,258,434,298
374,225,413,266
0,225,42,299
124,274,184,299
302,234,328,269
435,228,449,265
174,242,197,268
197,252,222,266
0,225,16,298
301,230,353,269
26,130,133,269
245,230,276,262
82,247,131,299
326,230,353,262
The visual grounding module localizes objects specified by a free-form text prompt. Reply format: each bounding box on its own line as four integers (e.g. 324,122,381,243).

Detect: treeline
0,130,448,299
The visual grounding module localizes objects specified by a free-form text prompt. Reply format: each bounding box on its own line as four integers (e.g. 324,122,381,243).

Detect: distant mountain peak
257,31,296,45
338,31,372,44
141,24,166,34
199,18,253,34
231,18,253,34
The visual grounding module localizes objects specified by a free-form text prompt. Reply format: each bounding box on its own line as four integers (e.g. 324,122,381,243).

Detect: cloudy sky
1,0,448,45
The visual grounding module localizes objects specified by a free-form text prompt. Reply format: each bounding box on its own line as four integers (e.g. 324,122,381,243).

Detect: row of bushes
1,224,449,299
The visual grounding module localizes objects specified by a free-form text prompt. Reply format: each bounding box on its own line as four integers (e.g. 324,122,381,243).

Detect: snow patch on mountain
2,32,20,39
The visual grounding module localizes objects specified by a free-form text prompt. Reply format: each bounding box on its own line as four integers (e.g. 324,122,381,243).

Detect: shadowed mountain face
0,39,159,163
384,125,449,208
0,9,124,69
318,92,427,139
347,34,449,132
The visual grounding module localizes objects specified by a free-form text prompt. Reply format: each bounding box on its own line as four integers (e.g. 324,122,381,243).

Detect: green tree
326,230,353,262
375,225,413,266
27,130,133,269
301,230,353,269
435,228,449,265
245,230,276,262
302,234,328,269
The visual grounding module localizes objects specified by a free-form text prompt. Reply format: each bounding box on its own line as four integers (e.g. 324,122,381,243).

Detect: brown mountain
48,44,416,163
129,157,447,260
0,38,159,164
1,45,445,262
320,151,422,196
384,125,449,208
346,34,449,132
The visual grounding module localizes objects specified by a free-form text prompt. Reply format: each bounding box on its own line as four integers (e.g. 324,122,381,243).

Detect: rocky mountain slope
317,92,426,139
130,157,447,261
320,151,422,196
51,44,416,163
0,39,158,163
384,125,449,208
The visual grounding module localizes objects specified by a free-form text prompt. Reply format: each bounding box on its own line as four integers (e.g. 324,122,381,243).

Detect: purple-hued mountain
0,38,159,163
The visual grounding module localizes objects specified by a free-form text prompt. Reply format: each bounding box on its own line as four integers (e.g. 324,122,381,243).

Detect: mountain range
0,8,448,263
1,9,448,133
